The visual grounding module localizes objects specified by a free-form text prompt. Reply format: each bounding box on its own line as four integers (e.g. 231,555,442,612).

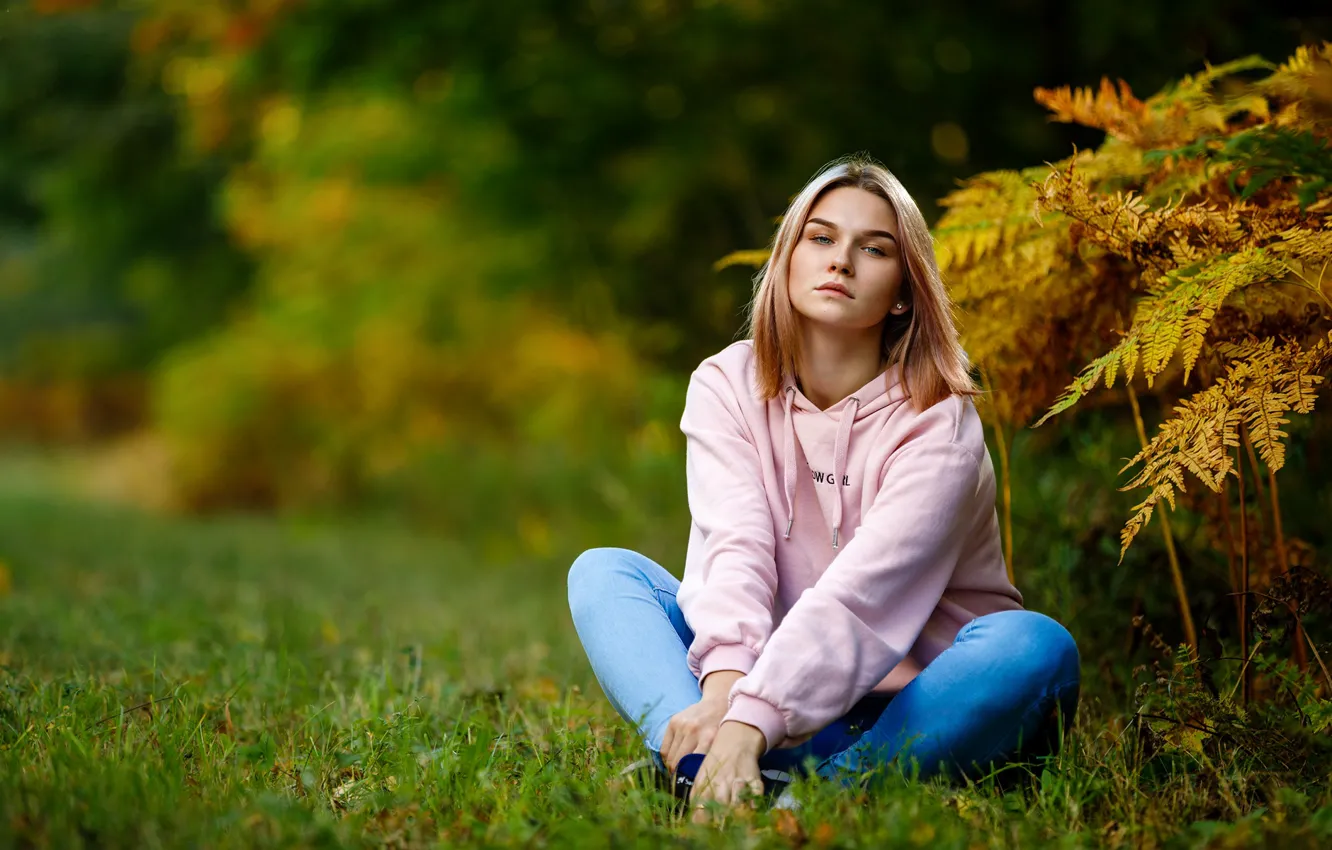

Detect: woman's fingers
696,724,716,755
677,731,699,768
661,725,677,772
692,778,763,825
664,728,698,773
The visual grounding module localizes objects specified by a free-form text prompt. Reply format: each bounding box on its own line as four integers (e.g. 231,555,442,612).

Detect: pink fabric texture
677,340,1024,753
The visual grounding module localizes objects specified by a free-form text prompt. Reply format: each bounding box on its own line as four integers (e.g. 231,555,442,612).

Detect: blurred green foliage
0,2,250,379
0,0,1326,560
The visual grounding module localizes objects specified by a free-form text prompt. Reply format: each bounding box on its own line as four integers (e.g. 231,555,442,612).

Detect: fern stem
1267,468,1288,576
1236,440,1251,706
1240,431,1272,584
1219,477,1243,642
1283,258,1332,312
1304,626,1332,695
1267,467,1309,672
1125,383,1197,653
1244,590,1329,693
1240,430,1309,673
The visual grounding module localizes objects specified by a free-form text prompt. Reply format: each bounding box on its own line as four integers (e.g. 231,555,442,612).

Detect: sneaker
672,753,794,805
769,786,802,811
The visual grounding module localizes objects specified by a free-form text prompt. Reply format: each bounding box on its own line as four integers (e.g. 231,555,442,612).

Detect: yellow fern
1115,331,1332,561
712,248,772,272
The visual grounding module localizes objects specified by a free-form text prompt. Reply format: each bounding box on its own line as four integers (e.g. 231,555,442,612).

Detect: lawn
0,467,1329,848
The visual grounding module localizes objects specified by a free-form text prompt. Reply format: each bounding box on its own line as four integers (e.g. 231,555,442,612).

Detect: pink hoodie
676,340,1023,753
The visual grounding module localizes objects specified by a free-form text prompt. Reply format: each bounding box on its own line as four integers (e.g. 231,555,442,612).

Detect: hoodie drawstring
781,386,859,550
782,386,797,540
830,396,859,549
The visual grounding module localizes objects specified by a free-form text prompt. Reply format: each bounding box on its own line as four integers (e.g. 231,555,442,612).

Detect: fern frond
1258,42,1332,130
1037,168,1253,267
1132,248,1287,383
713,249,771,272
1035,249,1285,427
945,224,1071,302
1115,331,1332,560
1032,345,1126,427
934,169,1052,272
1260,41,1332,87
1035,77,1149,144
1272,224,1332,266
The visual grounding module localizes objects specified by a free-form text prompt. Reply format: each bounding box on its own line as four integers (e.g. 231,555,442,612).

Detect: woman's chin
794,307,877,331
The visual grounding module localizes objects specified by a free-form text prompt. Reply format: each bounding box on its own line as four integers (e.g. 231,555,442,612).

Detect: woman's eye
811,234,833,244
864,245,886,257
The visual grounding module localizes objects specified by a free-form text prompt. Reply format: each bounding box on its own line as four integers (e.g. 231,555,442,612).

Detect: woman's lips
816,283,852,298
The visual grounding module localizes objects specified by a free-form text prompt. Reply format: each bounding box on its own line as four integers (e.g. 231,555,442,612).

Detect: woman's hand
661,696,729,773
661,670,744,772
690,720,767,824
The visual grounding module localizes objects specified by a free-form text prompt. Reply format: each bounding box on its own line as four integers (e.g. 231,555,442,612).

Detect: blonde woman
568,156,1080,817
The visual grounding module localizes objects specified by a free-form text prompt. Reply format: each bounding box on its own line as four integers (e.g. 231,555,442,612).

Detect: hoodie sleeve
676,363,780,684
721,410,983,751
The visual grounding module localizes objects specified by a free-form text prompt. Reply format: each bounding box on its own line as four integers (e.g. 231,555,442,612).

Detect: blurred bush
1,0,1326,563
0,1,251,430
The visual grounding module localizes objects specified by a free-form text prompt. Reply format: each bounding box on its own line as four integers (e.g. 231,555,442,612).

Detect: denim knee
975,610,1081,691
567,547,639,624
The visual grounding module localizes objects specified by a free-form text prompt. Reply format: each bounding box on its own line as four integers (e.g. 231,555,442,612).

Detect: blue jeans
567,547,1081,785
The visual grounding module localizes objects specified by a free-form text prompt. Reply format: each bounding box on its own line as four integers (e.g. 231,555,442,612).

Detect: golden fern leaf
1032,345,1128,427
1072,139,1155,188
1167,55,1275,99
1272,224,1332,265
1035,77,1150,145
934,169,1051,272
1035,250,1286,428
1260,40,1332,85
1225,334,1331,468
936,170,1038,218
1039,168,1254,269
1036,170,1187,269
1141,249,1287,383
713,249,771,272
1115,331,1332,560
1257,42,1332,129
1147,56,1276,146
945,224,1071,302
1034,58,1272,154
1270,226,1332,304
1243,205,1313,241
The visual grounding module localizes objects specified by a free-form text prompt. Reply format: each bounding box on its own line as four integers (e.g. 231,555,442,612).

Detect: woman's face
787,186,909,332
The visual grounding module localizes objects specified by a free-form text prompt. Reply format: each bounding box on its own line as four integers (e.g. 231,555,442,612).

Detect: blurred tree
0,0,1327,547
0,1,250,435
142,0,1328,369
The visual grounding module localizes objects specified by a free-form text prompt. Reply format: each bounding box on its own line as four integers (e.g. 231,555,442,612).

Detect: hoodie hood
779,361,907,549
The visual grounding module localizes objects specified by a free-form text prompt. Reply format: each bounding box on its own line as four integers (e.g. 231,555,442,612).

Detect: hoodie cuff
723,692,787,755
698,644,759,681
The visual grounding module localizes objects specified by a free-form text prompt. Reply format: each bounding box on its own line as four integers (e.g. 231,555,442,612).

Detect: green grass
0,476,1329,848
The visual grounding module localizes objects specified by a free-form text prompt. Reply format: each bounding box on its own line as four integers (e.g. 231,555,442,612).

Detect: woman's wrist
717,719,767,756
700,669,744,703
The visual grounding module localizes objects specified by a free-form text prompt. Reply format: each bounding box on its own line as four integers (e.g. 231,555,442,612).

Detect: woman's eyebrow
805,217,897,242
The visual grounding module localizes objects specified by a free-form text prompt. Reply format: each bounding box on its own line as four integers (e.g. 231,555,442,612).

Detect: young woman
567,156,1080,818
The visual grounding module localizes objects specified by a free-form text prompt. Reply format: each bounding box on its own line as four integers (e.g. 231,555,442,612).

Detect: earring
895,302,906,310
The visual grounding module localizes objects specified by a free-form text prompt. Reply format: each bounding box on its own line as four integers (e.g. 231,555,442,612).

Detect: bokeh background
2,1,1330,674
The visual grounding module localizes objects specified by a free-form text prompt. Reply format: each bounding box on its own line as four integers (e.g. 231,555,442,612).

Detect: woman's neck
794,323,886,411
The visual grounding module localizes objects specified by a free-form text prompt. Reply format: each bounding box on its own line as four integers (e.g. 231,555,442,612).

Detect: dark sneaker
672,753,793,805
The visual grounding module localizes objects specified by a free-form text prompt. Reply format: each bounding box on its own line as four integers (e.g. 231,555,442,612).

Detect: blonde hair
743,154,978,410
